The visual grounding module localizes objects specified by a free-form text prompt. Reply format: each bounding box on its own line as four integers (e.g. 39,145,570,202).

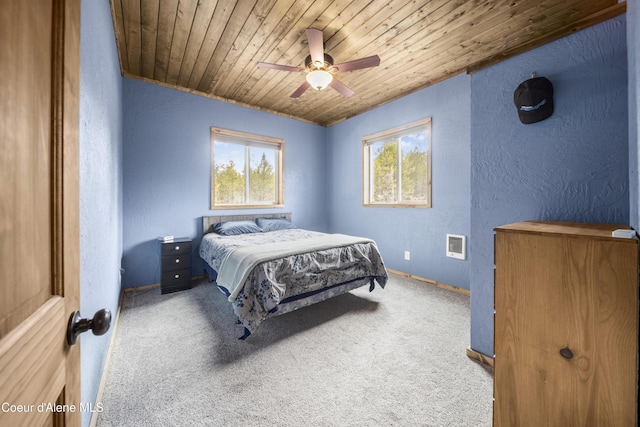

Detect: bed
199,213,388,338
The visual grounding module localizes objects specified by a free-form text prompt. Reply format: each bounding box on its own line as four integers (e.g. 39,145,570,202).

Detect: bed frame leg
238,328,251,340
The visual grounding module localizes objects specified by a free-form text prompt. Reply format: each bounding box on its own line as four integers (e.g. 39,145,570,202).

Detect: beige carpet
97,273,493,426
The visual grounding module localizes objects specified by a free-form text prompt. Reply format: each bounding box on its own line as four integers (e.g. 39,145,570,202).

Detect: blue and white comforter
199,229,388,334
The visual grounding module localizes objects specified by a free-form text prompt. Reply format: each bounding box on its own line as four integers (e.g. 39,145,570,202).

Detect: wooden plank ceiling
111,0,624,126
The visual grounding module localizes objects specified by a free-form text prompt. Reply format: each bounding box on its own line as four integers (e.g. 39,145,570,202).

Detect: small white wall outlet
404,251,411,260
446,234,466,260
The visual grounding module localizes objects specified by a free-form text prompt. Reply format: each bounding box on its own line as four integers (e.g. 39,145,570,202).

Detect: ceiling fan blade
258,62,303,72
306,28,325,66
333,55,381,72
290,81,311,98
329,78,354,97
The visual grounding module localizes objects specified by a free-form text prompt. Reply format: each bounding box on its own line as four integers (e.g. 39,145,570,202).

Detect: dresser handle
175,245,180,251
175,259,180,263
559,347,573,359
174,274,180,279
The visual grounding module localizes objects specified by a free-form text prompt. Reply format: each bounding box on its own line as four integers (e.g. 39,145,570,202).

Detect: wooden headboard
202,212,292,235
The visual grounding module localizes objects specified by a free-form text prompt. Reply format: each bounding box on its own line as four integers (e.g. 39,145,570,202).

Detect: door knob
66,309,112,345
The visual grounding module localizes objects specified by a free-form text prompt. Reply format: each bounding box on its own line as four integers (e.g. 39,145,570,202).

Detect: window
362,117,431,207
211,127,284,209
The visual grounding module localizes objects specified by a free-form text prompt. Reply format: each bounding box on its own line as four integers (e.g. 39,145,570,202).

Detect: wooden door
0,0,81,426
494,223,638,426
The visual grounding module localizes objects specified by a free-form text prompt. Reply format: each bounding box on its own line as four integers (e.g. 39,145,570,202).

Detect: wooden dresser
493,221,638,426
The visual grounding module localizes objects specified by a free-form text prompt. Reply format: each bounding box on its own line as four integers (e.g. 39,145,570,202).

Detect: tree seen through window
211,128,283,208
363,118,431,207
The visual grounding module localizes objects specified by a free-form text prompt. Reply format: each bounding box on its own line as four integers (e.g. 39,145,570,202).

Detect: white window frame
362,117,432,208
211,127,284,209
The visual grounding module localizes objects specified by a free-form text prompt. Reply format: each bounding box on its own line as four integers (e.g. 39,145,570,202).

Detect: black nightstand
159,237,192,294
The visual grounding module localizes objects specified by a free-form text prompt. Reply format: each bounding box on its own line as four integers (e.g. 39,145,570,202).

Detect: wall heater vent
446,234,466,260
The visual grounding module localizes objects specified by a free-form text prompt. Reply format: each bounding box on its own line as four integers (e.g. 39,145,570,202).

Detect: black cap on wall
513,77,554,124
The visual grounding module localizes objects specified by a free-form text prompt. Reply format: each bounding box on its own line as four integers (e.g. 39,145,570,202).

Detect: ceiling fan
258,28,381,98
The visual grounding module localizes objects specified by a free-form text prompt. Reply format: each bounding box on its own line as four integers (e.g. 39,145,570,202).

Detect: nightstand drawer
161,268,191,286
161,253,191,272
161,240,191,256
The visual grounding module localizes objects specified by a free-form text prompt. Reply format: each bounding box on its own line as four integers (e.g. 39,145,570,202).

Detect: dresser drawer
161,253,191,272
161,240,191,256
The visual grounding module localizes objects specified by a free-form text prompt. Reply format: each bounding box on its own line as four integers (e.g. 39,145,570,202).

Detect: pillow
212,220,262,236
256,217,297,232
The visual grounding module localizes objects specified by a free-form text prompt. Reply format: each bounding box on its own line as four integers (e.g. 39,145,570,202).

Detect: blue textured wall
469,16,628,357
122,80,327,288
630,0,640,231
326,73,471,289
79,0,123,425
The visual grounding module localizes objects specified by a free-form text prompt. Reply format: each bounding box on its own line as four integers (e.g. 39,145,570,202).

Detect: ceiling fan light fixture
306,69,333,90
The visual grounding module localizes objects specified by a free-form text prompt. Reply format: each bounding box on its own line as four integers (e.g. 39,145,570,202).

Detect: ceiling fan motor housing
305,53,334,70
